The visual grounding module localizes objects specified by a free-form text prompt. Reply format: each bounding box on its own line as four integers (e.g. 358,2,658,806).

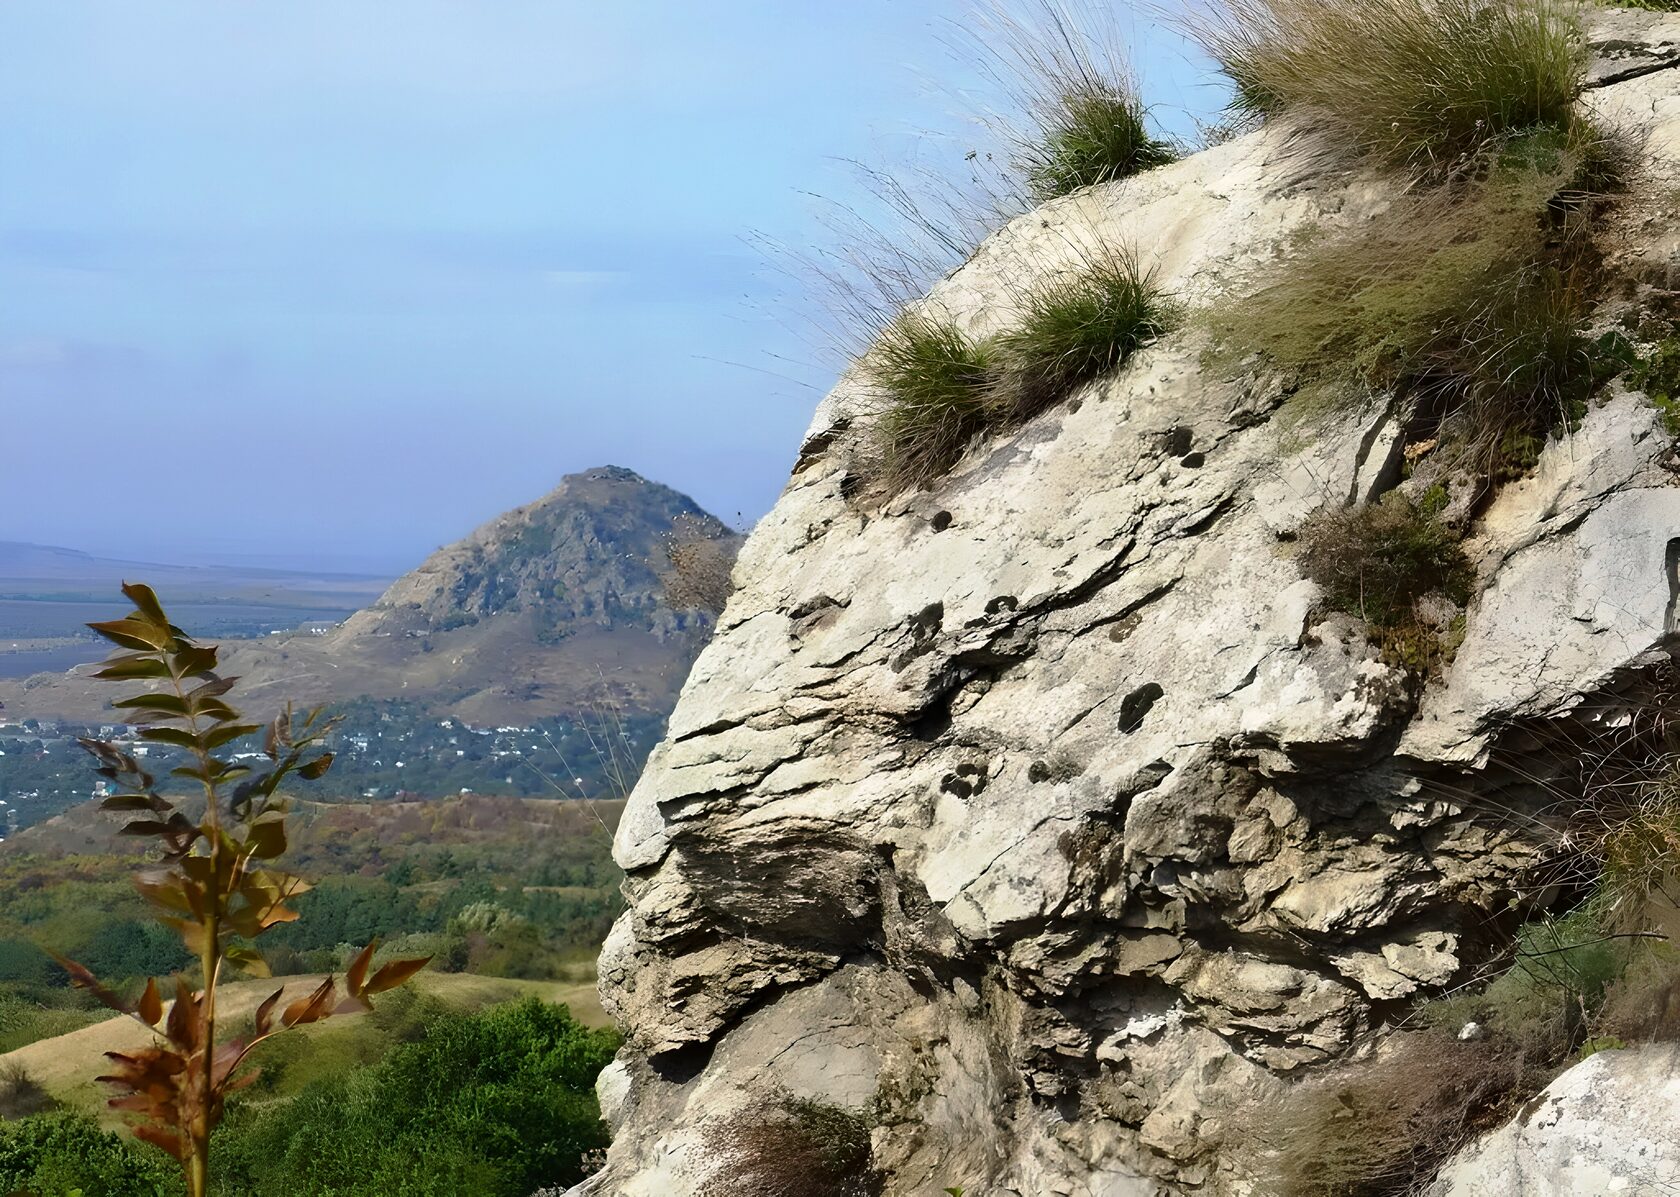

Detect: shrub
989,247,1174,422
214,998,617,1197
1296,490,1473,667
0,1062,54,1120
1192,0,1586,174
867,312,994,491
1245,1030,1546,1197
0,1112,180,1197
698,1095,883,1197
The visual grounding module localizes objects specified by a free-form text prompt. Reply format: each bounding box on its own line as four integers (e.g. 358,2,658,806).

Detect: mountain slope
0,467,739,726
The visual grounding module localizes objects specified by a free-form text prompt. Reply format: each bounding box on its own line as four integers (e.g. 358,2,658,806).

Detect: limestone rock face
583,14,1680,1196
1428,1045,1680,1197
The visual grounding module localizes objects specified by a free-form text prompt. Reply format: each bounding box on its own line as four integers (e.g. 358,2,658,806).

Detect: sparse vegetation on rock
866,250,1171,492
1195,0,1586,174
698,1094,883,1197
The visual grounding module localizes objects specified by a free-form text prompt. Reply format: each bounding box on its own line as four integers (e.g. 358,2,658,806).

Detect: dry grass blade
1187,0,1586,175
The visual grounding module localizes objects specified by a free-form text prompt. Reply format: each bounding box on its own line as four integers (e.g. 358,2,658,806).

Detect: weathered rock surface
581,13,1680,1196
1428,1044,1680,1197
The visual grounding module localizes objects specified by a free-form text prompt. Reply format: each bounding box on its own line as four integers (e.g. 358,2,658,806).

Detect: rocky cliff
585,11,1680,1196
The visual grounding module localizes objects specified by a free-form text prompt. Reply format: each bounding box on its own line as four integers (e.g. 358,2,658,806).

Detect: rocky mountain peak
341,466,736,645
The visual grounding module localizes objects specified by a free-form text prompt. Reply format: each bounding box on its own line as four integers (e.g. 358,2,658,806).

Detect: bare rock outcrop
1428,1044,1680,1196
581,13,1680,1196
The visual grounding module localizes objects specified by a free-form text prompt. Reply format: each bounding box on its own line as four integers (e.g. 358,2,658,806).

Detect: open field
1,969,605,1123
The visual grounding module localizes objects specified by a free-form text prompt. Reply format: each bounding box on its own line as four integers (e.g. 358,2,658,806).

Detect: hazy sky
0,1,1217,573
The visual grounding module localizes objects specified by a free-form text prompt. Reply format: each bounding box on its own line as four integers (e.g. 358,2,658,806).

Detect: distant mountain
0,467,741,727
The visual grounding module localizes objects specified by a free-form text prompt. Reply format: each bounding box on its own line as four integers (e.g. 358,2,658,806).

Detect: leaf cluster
57,584,428,1195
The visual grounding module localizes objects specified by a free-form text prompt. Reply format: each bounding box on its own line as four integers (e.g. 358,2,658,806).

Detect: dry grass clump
1210,135,1607,471
1244,1031,1544,1197
1595,944,1680,1043
0,1061,56,1119
989,248,1174,422
866,312,995,492
865,249,1171,493
1192,0,1586,175
698,1095,883,1197
1296,490,1473,669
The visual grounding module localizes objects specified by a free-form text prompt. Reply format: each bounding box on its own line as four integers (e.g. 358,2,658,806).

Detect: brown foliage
1242,1030,1551,1197
1595,947,1680,1044
698,1095,884,1197
60,583,428,1197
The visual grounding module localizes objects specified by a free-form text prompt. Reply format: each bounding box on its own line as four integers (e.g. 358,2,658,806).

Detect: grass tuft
990,248,1174,421
1296,490,1473,669
863,248,1173,493
1192,0,1587,175
969,1,1176,202
698,1094,882,1197
1208,136,1609,475
866,312,995,492
1243,1030,1549,1197
1024,87,1175,202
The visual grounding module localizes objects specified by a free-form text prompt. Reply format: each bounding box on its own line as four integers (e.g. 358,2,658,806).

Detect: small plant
967,1,1175,202
989,247,1174,422
1243,1030,1546,1196
1296,490,1473,667
867,311,995,491
698,1093,883,1197
1024,87,1176,201
57,583,429,1197
1622,328,1680,436
0,1061,54,1119
1191,0,1586,175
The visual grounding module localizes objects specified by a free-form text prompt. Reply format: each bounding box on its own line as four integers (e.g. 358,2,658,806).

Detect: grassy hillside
3,970,605,1123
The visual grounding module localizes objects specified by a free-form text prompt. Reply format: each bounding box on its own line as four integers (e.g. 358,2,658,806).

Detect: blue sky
0,1,1217,573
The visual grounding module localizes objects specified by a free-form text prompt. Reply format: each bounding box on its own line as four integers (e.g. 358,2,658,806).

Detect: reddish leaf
120,581,169,627
281,977,336,1028
164,978,199,1052
247,816,287,860
298,751,335,780
48,951,130,1015
91,654,172,680
254,986,284,1036
87,617,167,652
111,693,188,717
345,942,376,999
137,978,162,1027
365,955,431,995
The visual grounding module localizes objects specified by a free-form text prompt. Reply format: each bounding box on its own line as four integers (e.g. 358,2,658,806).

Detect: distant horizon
2,459,720,576
2,2,1218,568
